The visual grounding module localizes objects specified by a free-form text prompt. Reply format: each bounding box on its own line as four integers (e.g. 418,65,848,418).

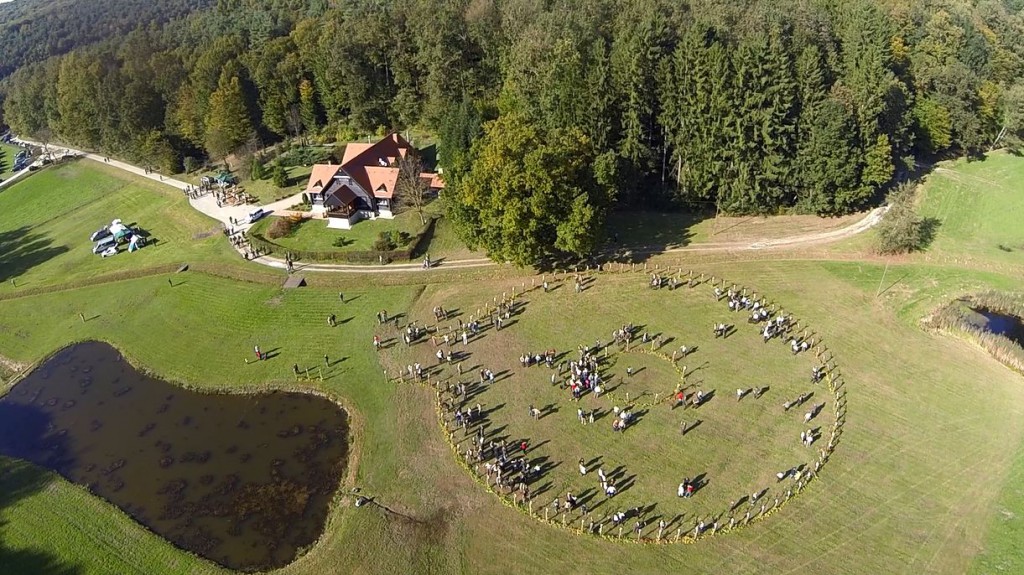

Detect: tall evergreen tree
204,69,254,159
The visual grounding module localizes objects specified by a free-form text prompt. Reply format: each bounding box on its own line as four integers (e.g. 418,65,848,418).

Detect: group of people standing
388,270,841,544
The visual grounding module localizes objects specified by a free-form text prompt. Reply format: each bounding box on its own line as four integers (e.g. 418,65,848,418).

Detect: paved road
0,166,33,190
15,139,888,273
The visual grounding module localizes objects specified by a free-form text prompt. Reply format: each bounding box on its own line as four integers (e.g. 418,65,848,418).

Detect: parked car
92,235,117,254
90,226,111,242
247,208,268,224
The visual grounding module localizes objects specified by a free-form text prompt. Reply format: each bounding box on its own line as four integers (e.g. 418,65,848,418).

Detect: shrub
875,182,935,255
277,146,331,168
266,215,305,239
271,163,288,188
372,231,398,251
250,158,266,180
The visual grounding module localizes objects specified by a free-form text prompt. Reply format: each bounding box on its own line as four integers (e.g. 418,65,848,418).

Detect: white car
247,208,268,224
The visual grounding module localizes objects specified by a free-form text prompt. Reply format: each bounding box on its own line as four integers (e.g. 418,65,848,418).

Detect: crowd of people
381,267,846,543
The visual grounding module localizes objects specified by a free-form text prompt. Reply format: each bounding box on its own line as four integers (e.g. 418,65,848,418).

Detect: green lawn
971,438,1024,574
0,160,245,296
383,273,836,533
252,211,425,253
916,151,1024,271
251,201,476,261
2,260,1023,575
2,153,1024,575
244,164,314,204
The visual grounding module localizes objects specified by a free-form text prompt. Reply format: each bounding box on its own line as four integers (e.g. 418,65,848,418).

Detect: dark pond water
0,341,349,571
973,308,1024,347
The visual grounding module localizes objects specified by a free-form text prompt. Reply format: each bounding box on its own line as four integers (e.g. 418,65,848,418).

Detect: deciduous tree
446,112,612,265
396,155,430,225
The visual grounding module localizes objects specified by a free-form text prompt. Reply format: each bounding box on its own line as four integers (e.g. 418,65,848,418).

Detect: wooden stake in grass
79,313,85,323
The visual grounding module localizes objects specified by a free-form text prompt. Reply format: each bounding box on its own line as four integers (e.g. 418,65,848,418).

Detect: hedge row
247,216,437,265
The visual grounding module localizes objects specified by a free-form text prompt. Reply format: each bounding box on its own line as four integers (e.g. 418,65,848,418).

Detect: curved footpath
16,140,887,273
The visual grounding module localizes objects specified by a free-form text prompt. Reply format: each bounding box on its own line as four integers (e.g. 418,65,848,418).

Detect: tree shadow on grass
0,226,69,284
919,217,941,250
0,403,84,575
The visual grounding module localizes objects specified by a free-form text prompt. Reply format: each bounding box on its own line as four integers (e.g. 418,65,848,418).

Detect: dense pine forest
2,0,1024,262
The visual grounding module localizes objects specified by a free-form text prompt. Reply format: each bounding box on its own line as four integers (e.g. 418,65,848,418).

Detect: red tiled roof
420,172,445,190
364,166,399,198
305,163,342,193
341,143,374,165
308,133,423,202
340,133,417,199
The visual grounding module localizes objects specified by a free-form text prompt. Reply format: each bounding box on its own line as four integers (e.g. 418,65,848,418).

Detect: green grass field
1,154,1024,575
382,273,838,533
0,161,246,296
244,164,314,204
916,151,1024,272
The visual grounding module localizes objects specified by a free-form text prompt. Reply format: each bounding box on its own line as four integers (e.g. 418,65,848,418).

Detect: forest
0,0,215,80
2,0,1024,263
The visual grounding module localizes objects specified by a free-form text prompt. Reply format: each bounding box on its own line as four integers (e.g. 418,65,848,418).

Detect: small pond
0,341,349,571
971,308,1024,347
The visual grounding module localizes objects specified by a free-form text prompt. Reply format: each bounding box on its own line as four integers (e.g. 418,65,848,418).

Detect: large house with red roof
302,133,443,229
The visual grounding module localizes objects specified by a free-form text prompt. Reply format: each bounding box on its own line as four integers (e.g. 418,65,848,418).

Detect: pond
0,341,349,571
972,308,1024,347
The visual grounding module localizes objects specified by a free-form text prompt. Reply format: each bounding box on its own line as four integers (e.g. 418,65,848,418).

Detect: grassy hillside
917,151,1024,272
1,155,1024,574
0,160,249,295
